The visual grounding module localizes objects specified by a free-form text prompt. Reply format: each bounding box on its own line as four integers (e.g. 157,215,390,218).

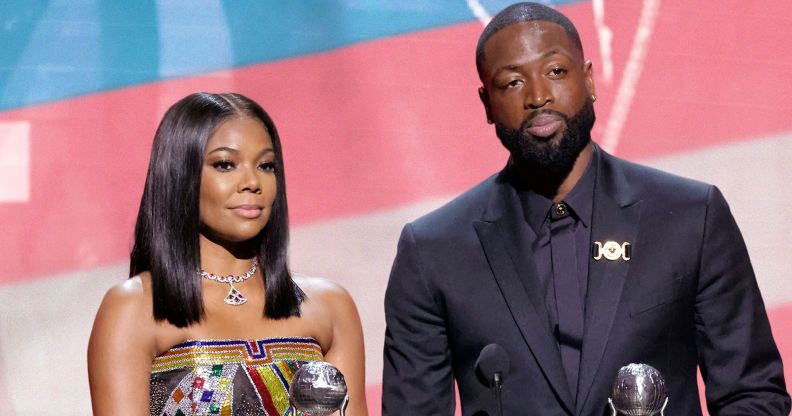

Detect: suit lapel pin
593,241,631,261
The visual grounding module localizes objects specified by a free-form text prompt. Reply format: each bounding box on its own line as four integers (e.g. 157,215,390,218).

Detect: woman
88,92,367,415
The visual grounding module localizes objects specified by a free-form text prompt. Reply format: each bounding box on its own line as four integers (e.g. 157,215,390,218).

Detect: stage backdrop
1,1,790,414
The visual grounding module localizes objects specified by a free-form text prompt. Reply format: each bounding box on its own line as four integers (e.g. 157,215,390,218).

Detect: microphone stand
492,372,504,416
476,343,509,416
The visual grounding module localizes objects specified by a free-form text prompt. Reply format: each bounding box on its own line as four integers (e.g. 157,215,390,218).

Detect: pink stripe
611,0,792,159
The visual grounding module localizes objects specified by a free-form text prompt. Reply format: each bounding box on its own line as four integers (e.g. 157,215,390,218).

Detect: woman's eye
212,160,234,171
259,162,276,172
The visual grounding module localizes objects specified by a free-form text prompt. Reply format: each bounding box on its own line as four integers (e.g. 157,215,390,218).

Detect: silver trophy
289,361,349,416
608,363,668,416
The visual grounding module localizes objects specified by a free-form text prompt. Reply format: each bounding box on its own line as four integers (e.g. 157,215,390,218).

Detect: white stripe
467,0,492,26
600,0,661,153
0,121,30,203
0,263,125,414
592,0,614,83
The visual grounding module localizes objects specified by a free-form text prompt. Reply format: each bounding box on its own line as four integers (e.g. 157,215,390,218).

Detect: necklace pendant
224,284,247,306
199,257,258,305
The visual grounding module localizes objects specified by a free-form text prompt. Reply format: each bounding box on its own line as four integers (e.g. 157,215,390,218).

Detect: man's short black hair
476,2,584,76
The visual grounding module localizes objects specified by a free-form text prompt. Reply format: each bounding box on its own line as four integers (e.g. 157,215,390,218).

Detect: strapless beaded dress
150,337,323,416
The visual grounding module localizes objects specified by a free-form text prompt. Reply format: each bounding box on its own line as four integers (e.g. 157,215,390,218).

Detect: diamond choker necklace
200,257,259,306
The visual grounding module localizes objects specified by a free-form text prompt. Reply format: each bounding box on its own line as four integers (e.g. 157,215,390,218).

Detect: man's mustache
522,109,569,129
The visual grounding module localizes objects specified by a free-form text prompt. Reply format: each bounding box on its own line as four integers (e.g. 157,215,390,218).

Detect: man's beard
495,99,595,180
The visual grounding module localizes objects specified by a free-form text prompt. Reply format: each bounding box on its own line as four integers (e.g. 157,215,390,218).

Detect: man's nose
525,78,552,109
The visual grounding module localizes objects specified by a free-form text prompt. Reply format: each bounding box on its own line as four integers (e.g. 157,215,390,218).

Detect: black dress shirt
513,149,597,401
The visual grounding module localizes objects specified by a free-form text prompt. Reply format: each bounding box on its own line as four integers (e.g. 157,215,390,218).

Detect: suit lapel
576,149,643,414
473,171,574,413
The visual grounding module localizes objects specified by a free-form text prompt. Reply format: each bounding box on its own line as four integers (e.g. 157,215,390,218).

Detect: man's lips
524,113,564,138
231,204,264,219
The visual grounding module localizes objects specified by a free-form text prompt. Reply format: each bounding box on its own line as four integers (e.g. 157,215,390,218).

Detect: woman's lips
525,114,563,138
231,205,263,219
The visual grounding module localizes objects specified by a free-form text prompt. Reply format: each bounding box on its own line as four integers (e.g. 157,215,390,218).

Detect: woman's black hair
129,92,302,327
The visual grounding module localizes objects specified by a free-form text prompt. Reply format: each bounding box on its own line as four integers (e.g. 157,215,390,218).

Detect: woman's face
199,116,277,244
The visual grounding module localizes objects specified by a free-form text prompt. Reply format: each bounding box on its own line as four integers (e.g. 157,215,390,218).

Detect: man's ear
583,60,596,100
479,87,493,124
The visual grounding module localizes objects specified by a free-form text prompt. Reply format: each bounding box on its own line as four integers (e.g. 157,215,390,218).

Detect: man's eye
212,160,234,171
549,67,567,77
497,79,523,90
259,162,276,172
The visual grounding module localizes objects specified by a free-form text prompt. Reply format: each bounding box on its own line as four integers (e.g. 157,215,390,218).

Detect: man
382,3,789,415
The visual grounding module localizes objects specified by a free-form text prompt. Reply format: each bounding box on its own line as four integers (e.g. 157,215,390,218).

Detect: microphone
289,361,349,416
475,343,510,416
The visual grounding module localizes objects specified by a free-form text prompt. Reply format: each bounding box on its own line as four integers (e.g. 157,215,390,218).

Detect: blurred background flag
1,1,790,414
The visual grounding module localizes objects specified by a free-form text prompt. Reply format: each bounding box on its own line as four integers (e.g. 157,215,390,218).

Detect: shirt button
555,202,568,217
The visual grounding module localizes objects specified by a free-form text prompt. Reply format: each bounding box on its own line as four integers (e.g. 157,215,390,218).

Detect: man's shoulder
607,152,713,201
408,170,502,235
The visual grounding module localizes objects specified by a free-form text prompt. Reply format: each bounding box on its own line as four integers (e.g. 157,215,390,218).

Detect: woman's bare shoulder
99,273,152,313
293,274,355,306
88,274,159,414
293,274,360,328
91,273,157,349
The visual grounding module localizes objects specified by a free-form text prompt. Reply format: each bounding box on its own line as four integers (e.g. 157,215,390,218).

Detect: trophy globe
289,361,349,416
608,363,668,416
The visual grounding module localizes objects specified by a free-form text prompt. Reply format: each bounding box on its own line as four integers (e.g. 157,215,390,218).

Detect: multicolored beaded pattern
151,337,323,416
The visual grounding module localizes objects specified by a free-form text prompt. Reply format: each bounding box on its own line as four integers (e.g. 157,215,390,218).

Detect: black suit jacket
383,146,789,415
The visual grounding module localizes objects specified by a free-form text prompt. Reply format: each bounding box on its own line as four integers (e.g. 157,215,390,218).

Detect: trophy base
608,396,668,415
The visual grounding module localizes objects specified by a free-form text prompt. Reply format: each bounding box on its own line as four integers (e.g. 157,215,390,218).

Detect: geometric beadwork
172,389,184,403
151,337,323,416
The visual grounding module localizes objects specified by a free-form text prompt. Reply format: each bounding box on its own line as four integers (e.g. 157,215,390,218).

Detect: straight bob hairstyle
129,92,302,327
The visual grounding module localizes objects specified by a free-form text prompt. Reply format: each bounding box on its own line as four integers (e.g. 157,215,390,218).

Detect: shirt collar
512,146,598,233
563,146,596,227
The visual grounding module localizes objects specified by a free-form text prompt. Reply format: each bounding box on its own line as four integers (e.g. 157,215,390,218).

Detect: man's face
479,21,595,174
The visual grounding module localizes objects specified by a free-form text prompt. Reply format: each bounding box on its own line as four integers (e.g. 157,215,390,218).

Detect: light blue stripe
0,0,585,111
